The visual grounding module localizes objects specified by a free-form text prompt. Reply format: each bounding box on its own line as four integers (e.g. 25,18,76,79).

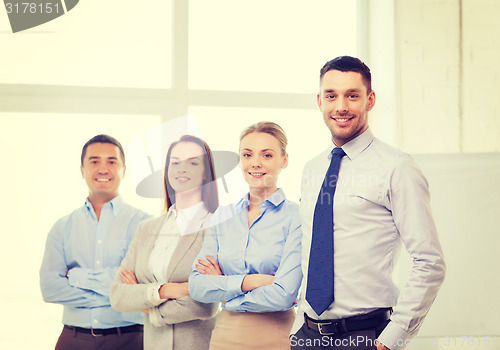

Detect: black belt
64,325,143,337
305,308,392,336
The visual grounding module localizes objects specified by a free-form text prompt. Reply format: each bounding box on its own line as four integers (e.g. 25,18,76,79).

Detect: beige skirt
209,308,295,350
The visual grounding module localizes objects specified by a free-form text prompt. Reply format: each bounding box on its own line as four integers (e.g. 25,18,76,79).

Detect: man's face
318,70,375,146
80,143,125,202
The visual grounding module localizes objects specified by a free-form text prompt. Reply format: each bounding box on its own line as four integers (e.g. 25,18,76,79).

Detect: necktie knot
332,147,346,158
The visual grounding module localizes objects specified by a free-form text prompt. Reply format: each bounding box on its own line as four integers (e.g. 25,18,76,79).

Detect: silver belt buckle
317,322,336,335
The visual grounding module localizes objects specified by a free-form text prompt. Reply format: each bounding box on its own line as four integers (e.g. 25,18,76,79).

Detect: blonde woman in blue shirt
189,121,302,350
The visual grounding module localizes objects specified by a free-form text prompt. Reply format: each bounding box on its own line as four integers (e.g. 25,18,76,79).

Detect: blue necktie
306,147,346,316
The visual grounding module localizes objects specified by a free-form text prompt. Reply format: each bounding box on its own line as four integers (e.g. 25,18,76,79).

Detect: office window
0,1,361,348
188,0,358,93
0,0,172,88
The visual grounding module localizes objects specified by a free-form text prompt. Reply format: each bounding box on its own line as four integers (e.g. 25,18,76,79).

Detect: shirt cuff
67,268,88,288
146,283,166,307
224,275,246,299
377,320,412,350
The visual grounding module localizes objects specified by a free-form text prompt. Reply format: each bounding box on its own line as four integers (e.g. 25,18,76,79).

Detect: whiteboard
395,153,500,336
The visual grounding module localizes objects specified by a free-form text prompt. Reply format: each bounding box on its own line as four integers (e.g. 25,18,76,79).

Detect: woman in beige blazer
110,135,219,350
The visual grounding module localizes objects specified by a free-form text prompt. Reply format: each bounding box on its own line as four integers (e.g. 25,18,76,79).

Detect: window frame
0,0,367,122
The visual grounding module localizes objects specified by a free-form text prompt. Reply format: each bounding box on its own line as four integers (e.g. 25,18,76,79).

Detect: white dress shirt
147,201,206,326
294,128,446,350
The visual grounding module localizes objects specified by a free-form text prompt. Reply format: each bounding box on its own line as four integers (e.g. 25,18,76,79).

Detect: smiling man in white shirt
291,56,446,350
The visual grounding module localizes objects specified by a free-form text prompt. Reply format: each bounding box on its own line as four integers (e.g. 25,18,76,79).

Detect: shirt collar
169,201,205,219
84,194,123,216
238,188,286,209
329,127,374,161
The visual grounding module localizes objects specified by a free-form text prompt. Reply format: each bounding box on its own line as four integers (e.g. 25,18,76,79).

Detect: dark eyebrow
87,156,119,162
322,89,362,94
88,156,118,160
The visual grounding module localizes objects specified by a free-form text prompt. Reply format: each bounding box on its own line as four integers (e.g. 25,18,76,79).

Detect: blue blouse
188,188,302,313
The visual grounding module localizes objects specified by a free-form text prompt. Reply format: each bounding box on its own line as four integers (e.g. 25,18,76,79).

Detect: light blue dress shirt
188,188,302,313
40,195,151,329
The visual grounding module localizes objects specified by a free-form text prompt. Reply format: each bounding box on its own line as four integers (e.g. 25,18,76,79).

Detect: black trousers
291,316,389,350
55,326,143,350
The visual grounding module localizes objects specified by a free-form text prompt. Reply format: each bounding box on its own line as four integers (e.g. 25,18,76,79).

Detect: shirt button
97,240,102,244
96,260,101,265
94,319,98,324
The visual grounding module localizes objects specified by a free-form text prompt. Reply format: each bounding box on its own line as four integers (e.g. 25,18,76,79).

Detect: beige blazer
110,206,218,350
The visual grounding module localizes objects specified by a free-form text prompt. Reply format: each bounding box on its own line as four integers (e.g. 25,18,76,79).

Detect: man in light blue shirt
40,134,150,350
291,57,445,350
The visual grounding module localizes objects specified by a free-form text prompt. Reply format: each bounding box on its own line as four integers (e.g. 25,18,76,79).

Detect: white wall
462,0,500,151
392,0,500,344
395,0,461,153
395,0,500,154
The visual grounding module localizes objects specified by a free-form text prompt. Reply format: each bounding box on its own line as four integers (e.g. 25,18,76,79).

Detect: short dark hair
164,135,219,213
81,134,125,166
320,56,372,93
